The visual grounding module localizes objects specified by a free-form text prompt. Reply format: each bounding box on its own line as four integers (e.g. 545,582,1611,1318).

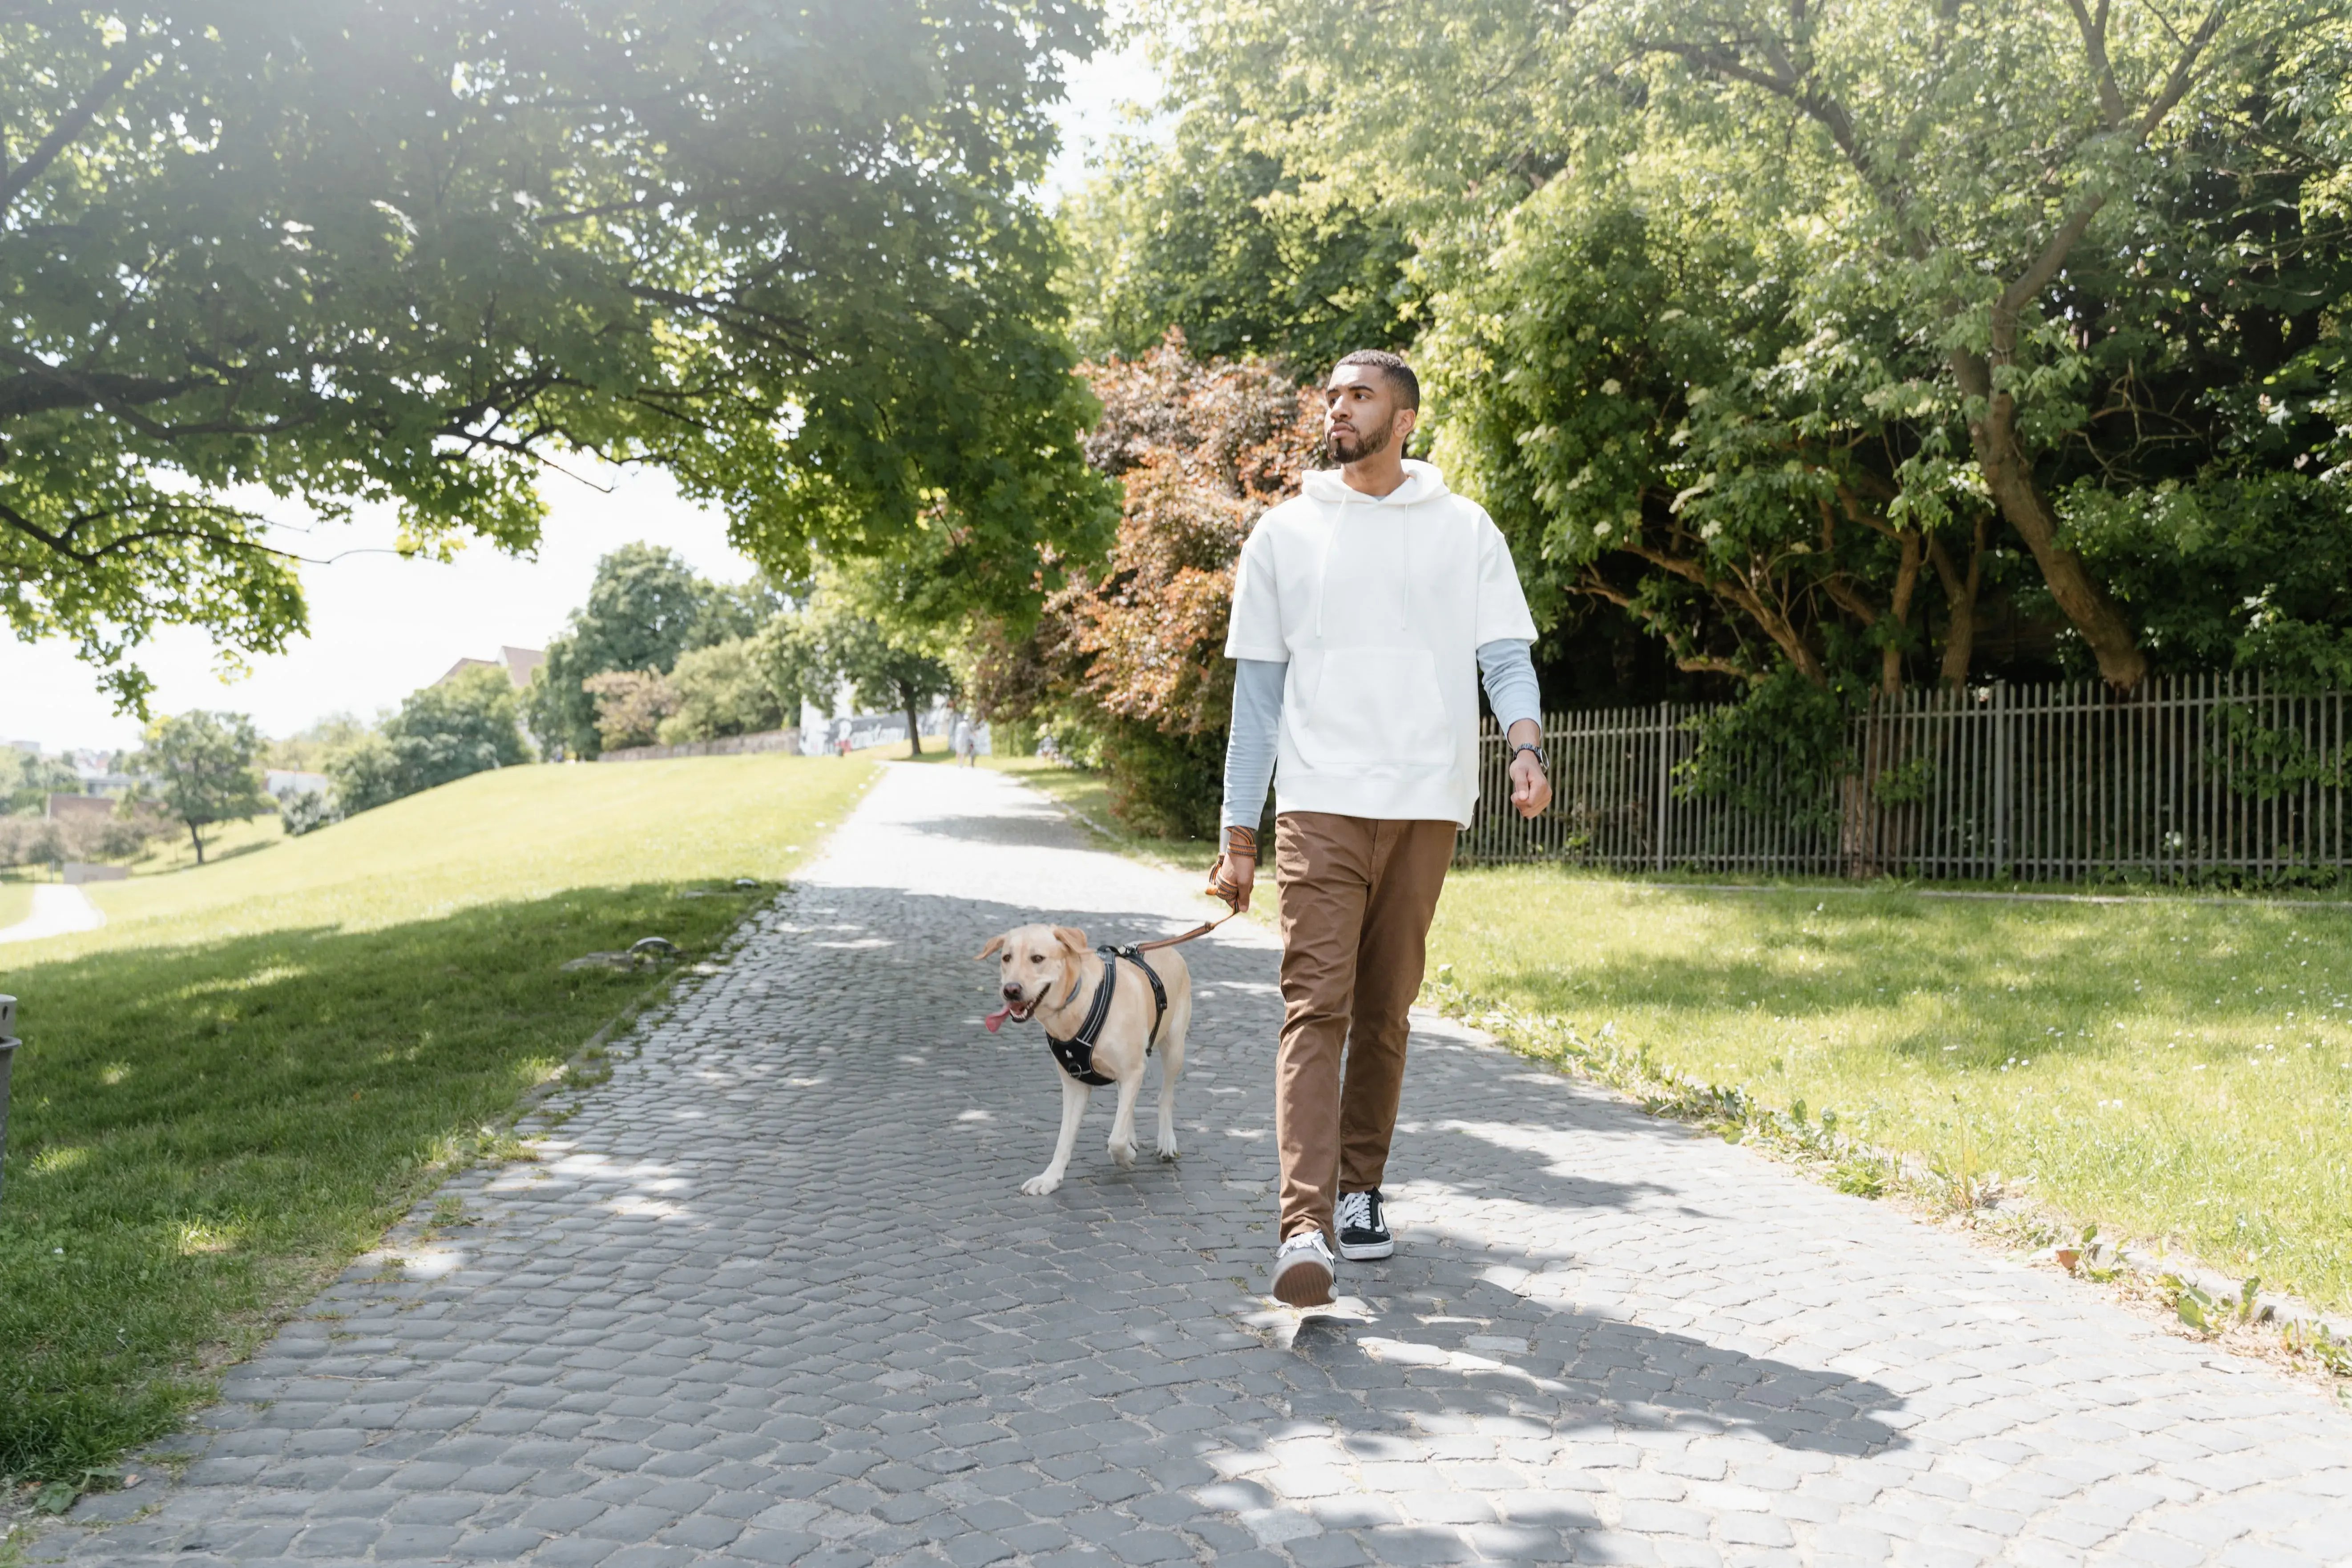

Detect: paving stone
23,763,2352,1567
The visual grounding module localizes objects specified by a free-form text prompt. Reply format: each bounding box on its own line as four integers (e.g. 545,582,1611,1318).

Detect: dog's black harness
1046,945,1168,1086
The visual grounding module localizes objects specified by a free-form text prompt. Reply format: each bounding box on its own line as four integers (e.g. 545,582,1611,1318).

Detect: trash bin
0,993,15,1209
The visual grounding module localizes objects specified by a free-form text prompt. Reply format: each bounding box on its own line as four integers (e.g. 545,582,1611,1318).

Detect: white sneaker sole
1336,1236,1393,1261
1273,1256,1335,1308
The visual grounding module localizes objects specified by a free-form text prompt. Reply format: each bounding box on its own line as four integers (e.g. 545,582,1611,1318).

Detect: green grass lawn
0,882,32,931
1428,870,2352,1311
0,754,877,1481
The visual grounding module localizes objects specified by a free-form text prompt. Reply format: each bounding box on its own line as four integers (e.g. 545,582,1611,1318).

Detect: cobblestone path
36,762,2352,1567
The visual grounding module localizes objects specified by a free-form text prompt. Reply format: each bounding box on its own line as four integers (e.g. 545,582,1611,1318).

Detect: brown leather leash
1128,861,1251,952
1130,907,1243,952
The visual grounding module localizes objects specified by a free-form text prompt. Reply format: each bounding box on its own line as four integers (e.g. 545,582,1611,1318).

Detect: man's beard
1326,415,1394,464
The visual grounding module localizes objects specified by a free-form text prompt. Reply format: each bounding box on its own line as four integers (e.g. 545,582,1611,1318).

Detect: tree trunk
188,819,206,865
1951,347,2146,689
1928,516,1987,687
1881,529,1924,697
903,693,923,758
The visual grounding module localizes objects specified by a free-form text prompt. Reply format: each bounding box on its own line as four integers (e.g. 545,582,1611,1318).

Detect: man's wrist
1222,825,1258,860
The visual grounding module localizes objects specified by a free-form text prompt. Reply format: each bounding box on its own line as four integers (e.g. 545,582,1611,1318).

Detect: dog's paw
1107,1137,1137,1169
1021,1172,1063,1196
1157,1135,1180,1161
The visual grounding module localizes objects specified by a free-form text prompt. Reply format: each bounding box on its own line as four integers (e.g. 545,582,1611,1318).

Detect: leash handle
1131,909,1239,952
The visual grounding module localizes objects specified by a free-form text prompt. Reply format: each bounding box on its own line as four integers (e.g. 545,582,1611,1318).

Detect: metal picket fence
1460,673,2352,882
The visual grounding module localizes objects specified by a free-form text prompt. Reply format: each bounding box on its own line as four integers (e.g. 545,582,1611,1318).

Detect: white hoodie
1224,460,1537,826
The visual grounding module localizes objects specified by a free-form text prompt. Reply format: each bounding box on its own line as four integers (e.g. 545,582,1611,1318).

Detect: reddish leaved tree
971,331,1319,835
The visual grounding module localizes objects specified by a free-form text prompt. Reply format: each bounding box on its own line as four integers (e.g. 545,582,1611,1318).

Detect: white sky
4,36,1167,757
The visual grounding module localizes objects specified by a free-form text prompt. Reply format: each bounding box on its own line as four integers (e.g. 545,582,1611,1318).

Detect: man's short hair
1332,349,1419,411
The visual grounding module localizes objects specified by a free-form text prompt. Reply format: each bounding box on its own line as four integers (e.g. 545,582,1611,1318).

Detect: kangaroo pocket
1295,646,1452,769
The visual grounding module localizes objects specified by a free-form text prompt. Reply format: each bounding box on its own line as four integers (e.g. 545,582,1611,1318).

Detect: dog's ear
1052,925,1089,956
975,933,1008,962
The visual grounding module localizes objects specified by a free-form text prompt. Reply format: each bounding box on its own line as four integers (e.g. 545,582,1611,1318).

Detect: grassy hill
0,754,878,1484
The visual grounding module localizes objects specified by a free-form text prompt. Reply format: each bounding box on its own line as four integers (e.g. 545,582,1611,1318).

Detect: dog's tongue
983,1004,1012,1034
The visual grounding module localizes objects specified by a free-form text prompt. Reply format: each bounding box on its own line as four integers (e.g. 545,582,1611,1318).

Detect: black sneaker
1335,1189,1393,1261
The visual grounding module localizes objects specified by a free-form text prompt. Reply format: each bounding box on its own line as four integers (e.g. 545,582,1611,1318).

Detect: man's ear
975,933,1007,962
1052,925,1089,956
1396,405,1420,447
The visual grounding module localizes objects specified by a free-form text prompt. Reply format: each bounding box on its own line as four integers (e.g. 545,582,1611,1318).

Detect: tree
661,640,790,745
811,605,955,759
4,0,1111,712
969,336,1319,832
581,671,682,752
323,733,404,818
136,711,269,863
1062,118,1414,372
526,544,715,758
382,666,530,793
1162,0,2352,691
4,750,82,815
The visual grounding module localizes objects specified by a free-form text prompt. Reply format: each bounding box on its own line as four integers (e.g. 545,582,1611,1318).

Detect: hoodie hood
1299,458,1451,508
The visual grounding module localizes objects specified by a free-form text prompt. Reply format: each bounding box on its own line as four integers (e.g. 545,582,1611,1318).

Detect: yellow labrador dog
977,924,1190,1195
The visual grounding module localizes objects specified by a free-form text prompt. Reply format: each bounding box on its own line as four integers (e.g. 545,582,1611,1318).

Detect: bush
324,733,404,816
658,638,787,744
383,666,530,791
1100,723,1225,840
280,790,336,836
322,668,531,820
581,670,681,751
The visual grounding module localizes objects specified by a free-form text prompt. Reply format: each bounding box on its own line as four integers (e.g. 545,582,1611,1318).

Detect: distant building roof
436,646,546,690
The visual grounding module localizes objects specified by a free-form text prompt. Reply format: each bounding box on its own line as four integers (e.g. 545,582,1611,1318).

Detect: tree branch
0,46,141,213
2065,0,2130,125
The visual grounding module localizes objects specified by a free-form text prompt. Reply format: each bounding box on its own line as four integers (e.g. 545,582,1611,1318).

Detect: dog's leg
1156,993,1189,1161
1106,1067,1146,1168
1023,1074,1089,1196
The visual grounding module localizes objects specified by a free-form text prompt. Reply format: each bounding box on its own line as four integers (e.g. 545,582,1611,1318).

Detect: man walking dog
1210,350,1551,1309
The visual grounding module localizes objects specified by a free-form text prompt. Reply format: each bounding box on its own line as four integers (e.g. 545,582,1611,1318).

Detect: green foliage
382,667,530,793
804,592,956,756
1062,116,1414,372
526,546,737,759
318,669,528,817
1673,669,1856,835
132,712,269,864
4,0,1109,712
4,750,81,816
1159,0,2352,694
1094,722,1226,841
323,734,405,818
581,671,682,753
660,640,790,745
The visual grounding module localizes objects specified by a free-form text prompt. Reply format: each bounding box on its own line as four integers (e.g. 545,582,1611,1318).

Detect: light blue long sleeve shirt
1220,640,1541,832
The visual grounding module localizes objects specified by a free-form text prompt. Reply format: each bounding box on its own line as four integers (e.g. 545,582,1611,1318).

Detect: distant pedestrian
953,717,978,766
1209,348,1551,1309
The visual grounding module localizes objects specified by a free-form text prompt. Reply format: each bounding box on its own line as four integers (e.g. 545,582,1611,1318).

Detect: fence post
1993,680,2009,879
1654,701,1670,873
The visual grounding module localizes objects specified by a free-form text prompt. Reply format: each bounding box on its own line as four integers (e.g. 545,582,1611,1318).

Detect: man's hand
1210,851,1255,912
1209,824,1259,912
1506,719,1552,820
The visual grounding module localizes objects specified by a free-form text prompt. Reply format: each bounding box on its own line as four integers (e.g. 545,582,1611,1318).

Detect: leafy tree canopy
133,710,269,862
525,544,781,758
5,0,1112,712
1061,113,1415,372
1154,0,2352,692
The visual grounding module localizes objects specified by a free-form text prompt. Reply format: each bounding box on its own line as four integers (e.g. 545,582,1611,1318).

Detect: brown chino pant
1273,811,1458,1242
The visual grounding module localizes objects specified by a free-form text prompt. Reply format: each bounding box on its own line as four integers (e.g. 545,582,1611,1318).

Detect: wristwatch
1513,742,1548,770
